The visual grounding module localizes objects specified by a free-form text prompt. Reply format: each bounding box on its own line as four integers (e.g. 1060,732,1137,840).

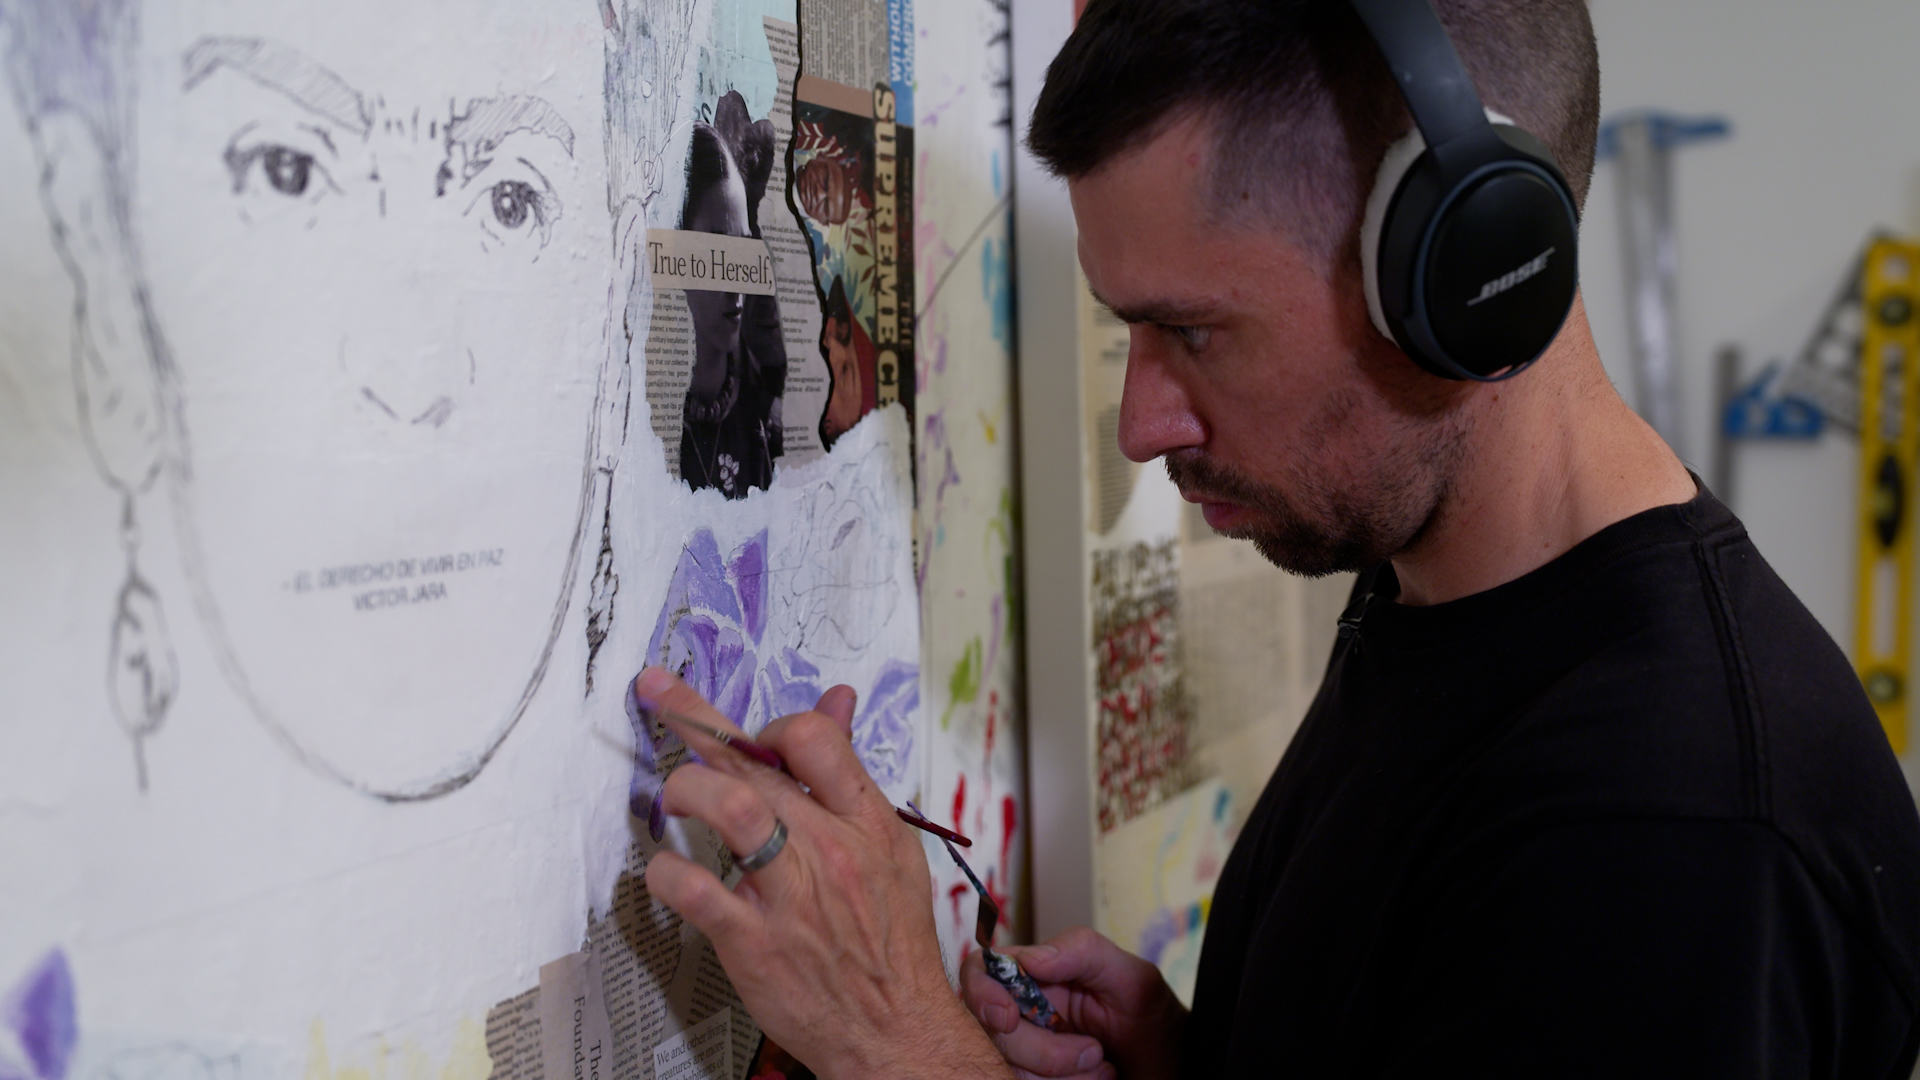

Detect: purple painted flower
627,528,920,834
2,950,75,1080
852,659,918,788
629,530,768,838
758,648,825,728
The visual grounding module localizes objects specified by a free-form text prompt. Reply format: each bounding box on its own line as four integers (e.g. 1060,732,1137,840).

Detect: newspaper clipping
645,2,913,501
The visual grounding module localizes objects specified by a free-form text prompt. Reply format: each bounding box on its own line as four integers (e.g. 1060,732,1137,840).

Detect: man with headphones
636,0,1920,1075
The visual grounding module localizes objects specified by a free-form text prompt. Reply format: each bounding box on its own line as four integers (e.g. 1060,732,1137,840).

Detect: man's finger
757,709,888,818
1001,928,1130,994
660,763,793,879
960,952,1019,1033
633,668,786,781
989,1021,1106,1079
1011,1066,1115,1080
632,668,738,733
645,850,761,943
815,684,857,734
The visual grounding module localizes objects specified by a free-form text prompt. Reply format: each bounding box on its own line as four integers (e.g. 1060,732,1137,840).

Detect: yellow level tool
1854,237,1920,753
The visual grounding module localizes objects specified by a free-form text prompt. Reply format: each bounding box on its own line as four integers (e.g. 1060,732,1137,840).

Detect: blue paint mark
990,150,1003,198
5,950,76,1080
887,0,914,123
1138,908,1179,966
981,235,1013,350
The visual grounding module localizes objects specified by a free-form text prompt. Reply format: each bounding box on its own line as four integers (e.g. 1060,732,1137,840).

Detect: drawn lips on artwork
0,4,614,799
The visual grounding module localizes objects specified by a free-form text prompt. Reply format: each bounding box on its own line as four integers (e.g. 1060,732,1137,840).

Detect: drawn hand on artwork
1,2,614,799
0,950,76,1080
678,91,783,499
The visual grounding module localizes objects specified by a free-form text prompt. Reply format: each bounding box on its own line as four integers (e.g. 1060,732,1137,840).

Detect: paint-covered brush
917,802,1065,1032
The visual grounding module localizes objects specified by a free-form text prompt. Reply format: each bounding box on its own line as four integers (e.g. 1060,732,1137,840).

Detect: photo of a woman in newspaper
680,91,785,498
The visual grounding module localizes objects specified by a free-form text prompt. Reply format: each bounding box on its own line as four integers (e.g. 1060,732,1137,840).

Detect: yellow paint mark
978,409,998,444
443,1019,491,1080
304,1018,492,1080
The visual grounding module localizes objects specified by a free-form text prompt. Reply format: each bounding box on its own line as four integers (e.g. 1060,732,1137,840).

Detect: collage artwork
0,0,1021,1079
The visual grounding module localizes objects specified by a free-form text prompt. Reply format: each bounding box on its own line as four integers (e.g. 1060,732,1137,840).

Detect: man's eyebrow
448,96,576,161
1086,284,1219,326
182,37,372,137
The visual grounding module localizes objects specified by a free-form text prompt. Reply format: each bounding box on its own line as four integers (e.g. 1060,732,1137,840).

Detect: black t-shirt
1183,491,1920,1077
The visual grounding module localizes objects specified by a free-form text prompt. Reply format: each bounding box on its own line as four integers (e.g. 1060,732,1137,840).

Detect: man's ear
32,111,167,496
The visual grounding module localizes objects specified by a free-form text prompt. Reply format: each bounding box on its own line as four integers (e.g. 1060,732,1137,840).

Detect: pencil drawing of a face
120,0,610,796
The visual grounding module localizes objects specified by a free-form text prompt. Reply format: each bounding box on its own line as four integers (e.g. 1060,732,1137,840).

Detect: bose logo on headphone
1466,247,1557,308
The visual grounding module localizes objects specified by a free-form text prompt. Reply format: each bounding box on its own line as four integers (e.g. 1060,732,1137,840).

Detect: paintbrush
915,802,1066,1032
651,707,974,848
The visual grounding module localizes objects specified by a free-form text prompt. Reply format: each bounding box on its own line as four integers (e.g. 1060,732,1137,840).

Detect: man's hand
961,928,1186,1080
636,667,1009,1080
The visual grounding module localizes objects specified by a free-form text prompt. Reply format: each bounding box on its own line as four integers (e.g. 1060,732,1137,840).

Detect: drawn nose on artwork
341,333,470,430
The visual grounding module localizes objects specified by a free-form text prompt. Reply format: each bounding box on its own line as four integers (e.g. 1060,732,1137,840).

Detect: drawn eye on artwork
217,122,343,232
462,164,560,253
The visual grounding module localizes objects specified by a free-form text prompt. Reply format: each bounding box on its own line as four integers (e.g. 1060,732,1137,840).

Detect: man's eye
1168,325,1212,351
490,181,538,230
260,146,312,196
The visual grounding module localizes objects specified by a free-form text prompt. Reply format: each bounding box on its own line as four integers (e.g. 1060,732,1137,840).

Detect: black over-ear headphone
1350,0,1580,381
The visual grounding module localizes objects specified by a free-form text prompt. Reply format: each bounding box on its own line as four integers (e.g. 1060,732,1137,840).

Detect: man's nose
1116,328,1206,463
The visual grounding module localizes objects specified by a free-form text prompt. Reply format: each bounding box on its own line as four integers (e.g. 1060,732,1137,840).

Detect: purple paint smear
3,950,76,1080
630,530,767,837
1138,908,1181,967
852,660,918,788
628,529,921,830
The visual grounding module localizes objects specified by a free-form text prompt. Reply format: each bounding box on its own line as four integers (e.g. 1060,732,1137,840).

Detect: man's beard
1164,422,1465,578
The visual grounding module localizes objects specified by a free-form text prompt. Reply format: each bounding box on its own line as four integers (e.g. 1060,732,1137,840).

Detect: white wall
1580,0,1920,787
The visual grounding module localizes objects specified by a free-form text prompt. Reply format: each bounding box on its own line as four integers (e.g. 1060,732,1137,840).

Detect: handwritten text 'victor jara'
284,549,506,612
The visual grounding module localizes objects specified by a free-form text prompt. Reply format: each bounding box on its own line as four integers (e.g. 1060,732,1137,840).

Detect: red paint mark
1000,794,1018,882
951,772,968,836
948,882,971,928
984,691,998,757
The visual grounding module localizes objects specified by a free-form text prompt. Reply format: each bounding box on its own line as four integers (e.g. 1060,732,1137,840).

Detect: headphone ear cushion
1360,127,1428,342
1360,109,1521,345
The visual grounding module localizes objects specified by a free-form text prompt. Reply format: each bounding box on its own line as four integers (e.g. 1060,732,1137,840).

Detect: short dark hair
1028,0,1599,266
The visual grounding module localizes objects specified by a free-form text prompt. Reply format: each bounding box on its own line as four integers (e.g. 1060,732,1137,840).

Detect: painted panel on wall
0,0,1015,1077
910,0,1025,963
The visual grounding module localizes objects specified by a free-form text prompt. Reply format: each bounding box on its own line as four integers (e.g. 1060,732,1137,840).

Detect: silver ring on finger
732,817,788,873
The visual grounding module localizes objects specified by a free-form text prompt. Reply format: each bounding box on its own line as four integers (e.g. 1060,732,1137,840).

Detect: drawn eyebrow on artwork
448,96,576,160
182,37,373,137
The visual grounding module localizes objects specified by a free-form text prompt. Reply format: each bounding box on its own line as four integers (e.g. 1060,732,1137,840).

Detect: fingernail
1077,1047,1102,1072
647,791,666,842
634,667,674,707
1025,944,1057,962
989,1006,1012,1032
